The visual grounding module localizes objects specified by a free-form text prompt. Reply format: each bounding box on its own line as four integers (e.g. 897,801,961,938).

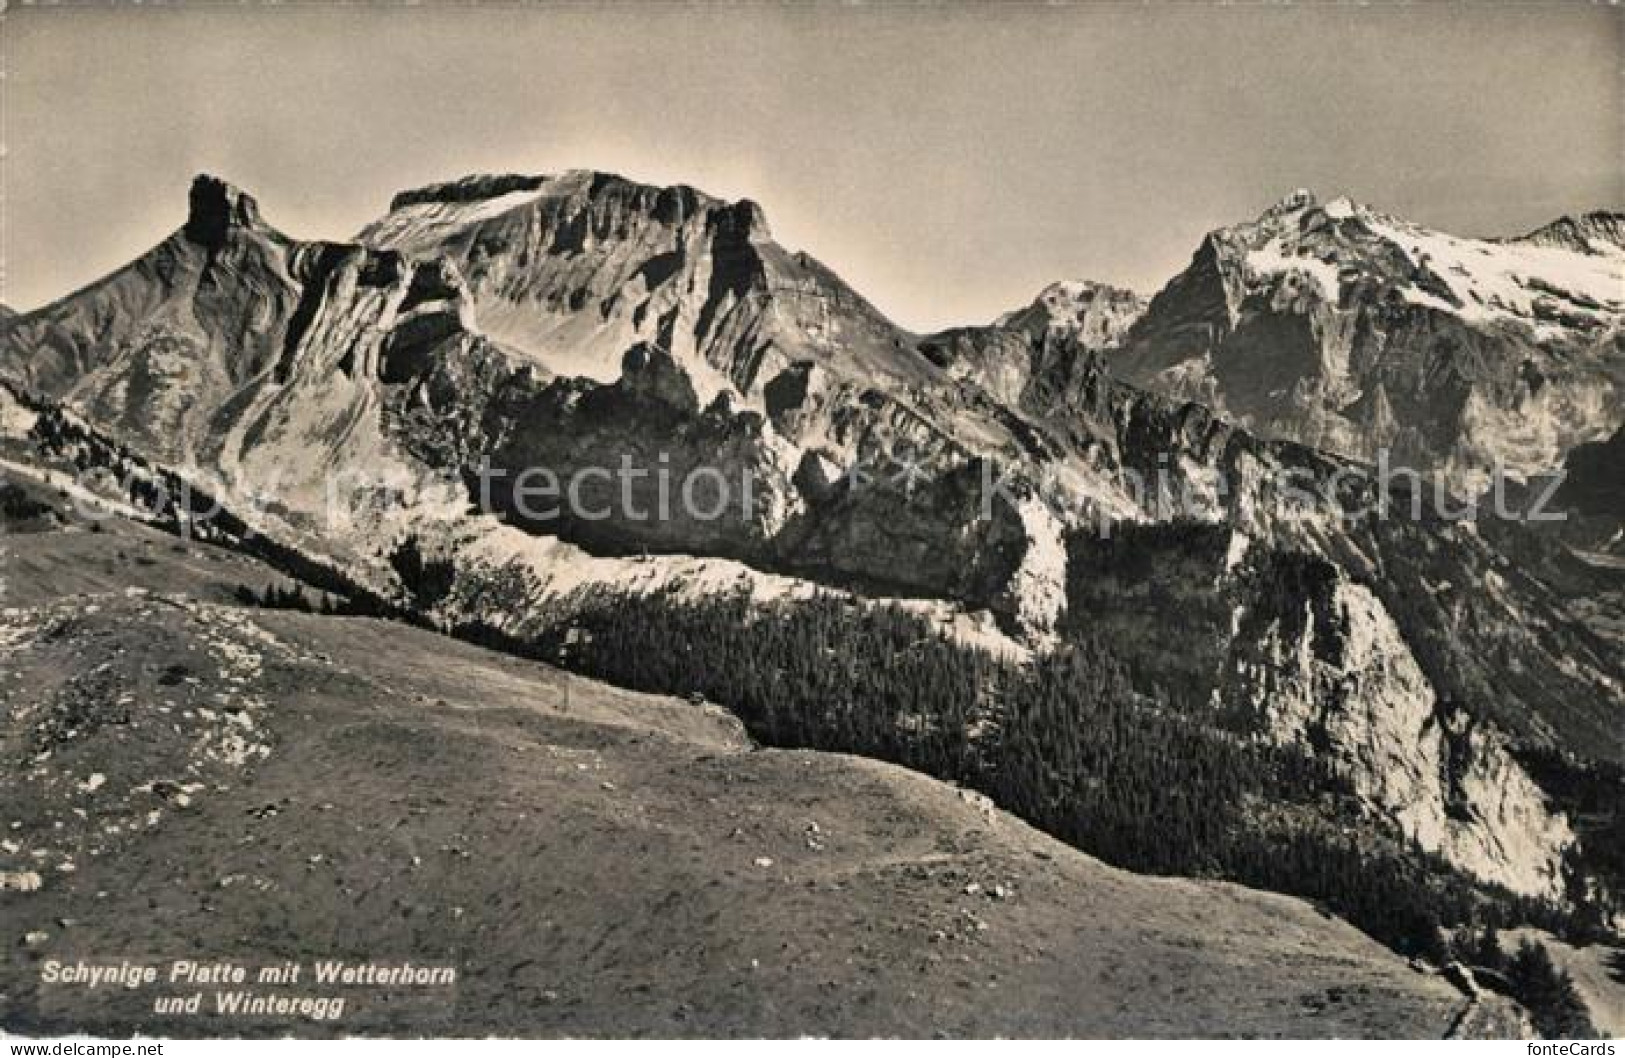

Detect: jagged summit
993,279,1146,348
1509,210,1625,255
1030,278,1143,304
183,173,267,249
1265,187,1320,215
1227,188,1378,240
1189,187,1623,331
1243,188,1379,231
1262,189,1367,215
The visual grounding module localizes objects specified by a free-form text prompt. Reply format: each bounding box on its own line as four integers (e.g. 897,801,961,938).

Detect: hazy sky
5,3,1620,331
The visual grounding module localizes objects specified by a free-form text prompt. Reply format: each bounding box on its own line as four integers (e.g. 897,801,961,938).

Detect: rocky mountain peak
994,279,1147,348
183,173,266,249
1222,189,1377,247
1510,210,1625,255
355,168,909,398
1030,279,1140,309
1263,187,1319,217
1114,189,1625,490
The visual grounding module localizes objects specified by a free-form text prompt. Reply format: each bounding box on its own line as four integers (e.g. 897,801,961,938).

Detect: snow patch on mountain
1322,197,1357,221
362,186,553,248
1246,244,1344,301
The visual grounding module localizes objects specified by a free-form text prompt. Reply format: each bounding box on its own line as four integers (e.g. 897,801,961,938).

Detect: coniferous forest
497,592,1584,955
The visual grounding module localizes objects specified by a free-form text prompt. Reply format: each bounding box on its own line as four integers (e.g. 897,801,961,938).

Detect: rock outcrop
1221,558,1575,900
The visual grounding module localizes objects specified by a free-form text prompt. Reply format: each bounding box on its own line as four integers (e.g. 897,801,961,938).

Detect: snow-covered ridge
1366,212,1624,330
1236,190,1624,334
1507,211,1625,256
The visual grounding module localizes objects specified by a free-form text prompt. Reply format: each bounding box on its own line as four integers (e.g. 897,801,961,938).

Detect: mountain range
1,170,1621,1036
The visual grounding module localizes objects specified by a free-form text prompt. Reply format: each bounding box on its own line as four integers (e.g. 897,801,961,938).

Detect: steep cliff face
1056,519,1597,901
1556,425,1625,519
350,171,1157,633
917,326,1036,406
1221,557,1576,900
1543,424,1625,557
1113,193,1625,493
